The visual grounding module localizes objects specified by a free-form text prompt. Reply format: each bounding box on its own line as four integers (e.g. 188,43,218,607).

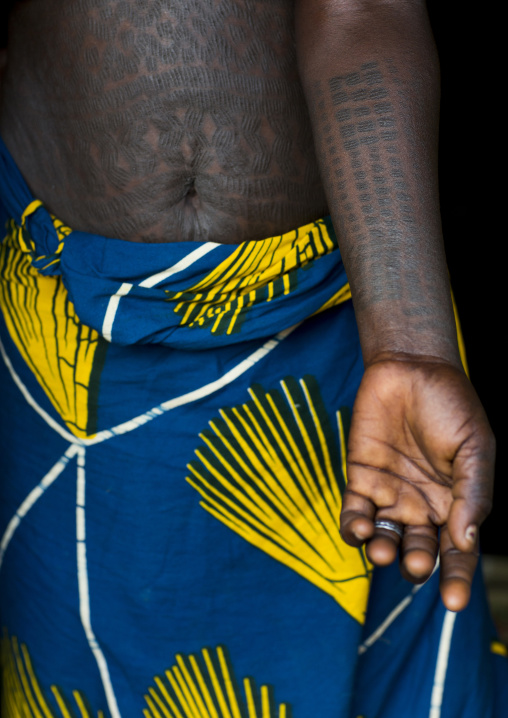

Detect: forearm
296,0,462,368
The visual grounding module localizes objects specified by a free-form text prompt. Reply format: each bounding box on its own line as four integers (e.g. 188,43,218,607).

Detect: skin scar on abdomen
3,0,326,242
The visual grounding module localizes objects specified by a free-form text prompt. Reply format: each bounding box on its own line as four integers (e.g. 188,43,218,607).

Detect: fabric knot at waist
0,135,351,349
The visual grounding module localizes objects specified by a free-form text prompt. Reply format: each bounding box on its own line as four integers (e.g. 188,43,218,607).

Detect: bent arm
295,0,459,367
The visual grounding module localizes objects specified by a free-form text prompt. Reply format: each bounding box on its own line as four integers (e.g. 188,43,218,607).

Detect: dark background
0,3,504,552
426,1,505,554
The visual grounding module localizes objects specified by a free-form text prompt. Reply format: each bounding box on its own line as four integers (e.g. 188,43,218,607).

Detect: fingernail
465,525,477,544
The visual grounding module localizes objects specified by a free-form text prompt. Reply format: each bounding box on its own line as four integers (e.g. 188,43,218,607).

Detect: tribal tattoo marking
2,0,326,243
309,61,436,314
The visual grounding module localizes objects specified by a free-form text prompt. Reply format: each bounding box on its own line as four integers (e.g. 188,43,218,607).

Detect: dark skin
0,0,327,243
0,0,494,611
296,0,494,611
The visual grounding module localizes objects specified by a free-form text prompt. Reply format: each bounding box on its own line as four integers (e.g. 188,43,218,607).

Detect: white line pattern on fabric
0,445,80,571
138,242,219,288
0,336,79,444
75,447,122,718
102,283,132,342
101,242,219,341
1,324,296,448
84,325,298,445
358,558,440,655
0,244,296,718
358,594,414,656
1,316,295,718
428,610,457,718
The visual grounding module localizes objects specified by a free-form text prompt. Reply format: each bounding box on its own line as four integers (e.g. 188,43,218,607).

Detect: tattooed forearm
297,1,458,363
311,62,428,310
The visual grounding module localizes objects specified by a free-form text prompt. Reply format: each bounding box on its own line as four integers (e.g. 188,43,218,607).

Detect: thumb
447,429,495,552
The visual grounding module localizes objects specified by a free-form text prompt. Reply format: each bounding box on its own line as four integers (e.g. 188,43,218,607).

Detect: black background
426,1,505,554
0,2,504,552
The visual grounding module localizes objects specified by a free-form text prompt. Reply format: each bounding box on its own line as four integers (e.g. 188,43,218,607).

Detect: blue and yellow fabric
0,134,507,718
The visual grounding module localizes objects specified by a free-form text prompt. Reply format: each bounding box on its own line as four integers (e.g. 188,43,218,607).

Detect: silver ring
374,520,404,540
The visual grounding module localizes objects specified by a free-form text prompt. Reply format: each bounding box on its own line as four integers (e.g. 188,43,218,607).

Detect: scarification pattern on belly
3,0,327,242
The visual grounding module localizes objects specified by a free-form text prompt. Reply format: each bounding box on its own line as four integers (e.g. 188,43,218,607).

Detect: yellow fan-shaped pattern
144,646,290,718
0,225,107,438
166,218,340,335
1,629,105,718
187,376,372,624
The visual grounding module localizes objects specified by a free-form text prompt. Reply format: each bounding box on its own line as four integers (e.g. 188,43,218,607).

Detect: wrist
354,300,464,370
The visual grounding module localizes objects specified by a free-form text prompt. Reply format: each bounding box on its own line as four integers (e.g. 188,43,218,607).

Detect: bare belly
0,0,328,243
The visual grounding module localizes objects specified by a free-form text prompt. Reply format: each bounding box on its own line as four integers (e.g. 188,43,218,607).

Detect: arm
295,0,494,611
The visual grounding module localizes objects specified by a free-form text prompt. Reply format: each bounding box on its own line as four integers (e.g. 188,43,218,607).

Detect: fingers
367,522,439,582
366,519,403,566
447,428,495,553
343,506,477,612
342,494,440,583
340,490,376,547
399,524,439,583
439,525,479,612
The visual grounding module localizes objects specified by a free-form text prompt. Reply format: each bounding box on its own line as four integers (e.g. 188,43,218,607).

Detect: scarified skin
0,0,327,243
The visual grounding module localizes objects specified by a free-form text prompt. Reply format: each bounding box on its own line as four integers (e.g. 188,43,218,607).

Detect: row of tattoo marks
313,61,418,304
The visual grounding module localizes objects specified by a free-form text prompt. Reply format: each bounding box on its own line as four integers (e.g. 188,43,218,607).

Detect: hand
340,355,495,612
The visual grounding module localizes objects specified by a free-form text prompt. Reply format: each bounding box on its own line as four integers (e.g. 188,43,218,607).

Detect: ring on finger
374,519,404,540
